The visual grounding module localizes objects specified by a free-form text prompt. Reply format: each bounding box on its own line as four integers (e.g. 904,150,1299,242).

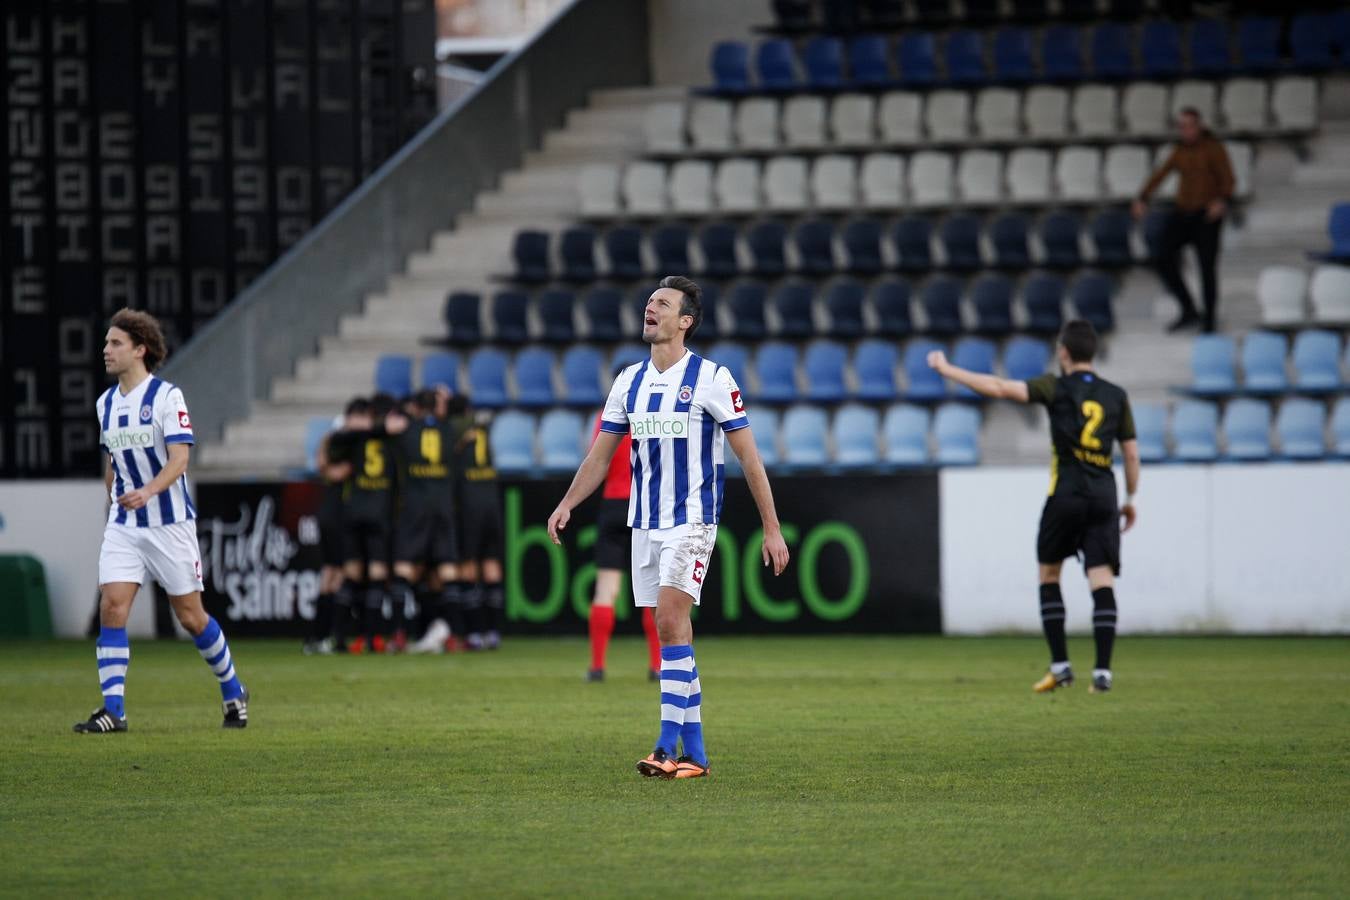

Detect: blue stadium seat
1292,330,1343,393
1240,331,1288,395
697,222,738,279
492,290,529,344
872,279,914,338
1023,273,1066,335
727,282,768,341
560,346,605,407
834,404,882,468
695,282,721,341
804,341,849,403
710,41,752,93
1003,336,1050,382
513,230,551,283
803,36,845,90
794,219,836,276
1132,403,1168,463
1189,334,1237,396
538,410,585,471
993,27,1036,83
1237,17,1281,73
904,338,947,401
896,33,939,86
374,355,412,397
1071,272,1115,333
883,404,931,465
708,341,750,394
1091,209,1134,267
444,291,482,346
921,276,964,336
747,220,788,279
756,39,800,91
1291,12,1337,71
1140,21,1184,78
538,289,577,344
303,416,333,474
1142,208,1170,263
848,35,894,87
610,343,647,372
950,337,997,400
843,218,884,276
583,287,624,343
934,404,981,465
1091,23,1135,80
489,411,535,471
1042,26,1085,82
467,348,510,408
771,281,815,339
991,213,1032,270
655,224,693,274
855,339,900,401
940,215,983,272
893,215,934,273
1172,400,1220,461
604,226,644,281
514,348,556,408
1189,20,1232,76
824,279,866,339
971,275,1014,335
1041,212,1083,270
1330,397,1350,457
782,405,830,468
1277,398,1327,460
559,226,597,282
421,351,460,393
744,407,781,469
755,343,800,404
946,30,988,85
1223,399,1273,461
1315,204,1350,262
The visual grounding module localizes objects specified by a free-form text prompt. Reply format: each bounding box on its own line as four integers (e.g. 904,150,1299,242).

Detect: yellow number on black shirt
364,440,385,478
473,429,488,468
420,428,441,465
1080,401,1105,450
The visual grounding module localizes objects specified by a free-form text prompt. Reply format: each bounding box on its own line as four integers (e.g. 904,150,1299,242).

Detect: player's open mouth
644,316,657,326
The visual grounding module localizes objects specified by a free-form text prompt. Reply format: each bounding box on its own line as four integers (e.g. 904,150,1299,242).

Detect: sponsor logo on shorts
630,411,690,439
140,404,154,423
178,410,192,429
731,390,744,413
691,559,705,585
678,384,693,403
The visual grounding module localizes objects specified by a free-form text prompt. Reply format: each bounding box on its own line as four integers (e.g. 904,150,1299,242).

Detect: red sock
589,604,615,671
641,607,661,673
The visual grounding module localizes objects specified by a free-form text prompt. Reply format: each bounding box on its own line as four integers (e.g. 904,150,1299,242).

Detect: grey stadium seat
1220,78,1269,133
783,95,828,149
925,89,971,143
860,152,904,208
878,91,924,145
974,87,1021,141
668,160,714,215
1007,148,1052,203
579,163,621,217
812,154,858,211
908,151,955,208
1271,77,1317,133
1104,145,1151,201
734,97,780,151
621,161,667,215
763,155,810,211
1257,266,1309,326
1123,83,1170,138
830,93,876,146
1071,84,1118,138
644,101,686,153
1055,146,1101,201
714,157,761,213
1170,80,1216,123
1024,86,1069,140
957,149,1003,205
688,98,734,152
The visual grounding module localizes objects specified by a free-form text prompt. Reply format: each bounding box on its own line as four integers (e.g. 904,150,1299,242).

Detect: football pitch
2,636,1345,898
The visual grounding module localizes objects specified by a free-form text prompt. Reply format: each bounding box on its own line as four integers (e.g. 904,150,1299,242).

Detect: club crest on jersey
140,404,154,423
678,384,693,403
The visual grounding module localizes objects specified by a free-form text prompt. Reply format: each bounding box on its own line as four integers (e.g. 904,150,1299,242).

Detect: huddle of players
308,388,505,654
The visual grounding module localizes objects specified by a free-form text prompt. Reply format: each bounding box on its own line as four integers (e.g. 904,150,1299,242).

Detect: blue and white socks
96,627,130,719
656,644,707,765
681,662,706,765
194,616,245,701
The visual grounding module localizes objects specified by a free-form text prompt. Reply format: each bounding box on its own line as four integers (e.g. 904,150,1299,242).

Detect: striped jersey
97,375,197,528
600,350,747,529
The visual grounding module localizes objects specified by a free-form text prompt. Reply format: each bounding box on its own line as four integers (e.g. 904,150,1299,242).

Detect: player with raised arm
928,321,1140,694
548,276,791,778
76,308,249,733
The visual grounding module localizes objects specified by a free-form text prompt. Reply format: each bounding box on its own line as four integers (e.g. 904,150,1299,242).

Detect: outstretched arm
725,426,790,575
927,350,1030,403
548,430,623,544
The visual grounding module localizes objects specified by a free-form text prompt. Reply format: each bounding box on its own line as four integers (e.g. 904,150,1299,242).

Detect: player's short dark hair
1179,106,1201,122
413,388,438,415
445,393,469,417
345,397,372,417
1059,320,1098,363
370,392,397,420
659,275,703,338
109,308,168,372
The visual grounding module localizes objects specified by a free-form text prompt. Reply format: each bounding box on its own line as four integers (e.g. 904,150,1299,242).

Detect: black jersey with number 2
1026,371,1136,500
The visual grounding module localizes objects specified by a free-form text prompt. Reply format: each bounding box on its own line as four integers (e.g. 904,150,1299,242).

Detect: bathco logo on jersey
630,411,690,439
104,428,154,450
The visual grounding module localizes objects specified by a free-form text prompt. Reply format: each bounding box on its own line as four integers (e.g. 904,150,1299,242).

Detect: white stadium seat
763,155,810,211
1171,80,1217,123
957,149,1003,205
644,102,686,153
1024,86,1069,140
860,152,905,208
1006,148,1052,203
1310,266,1350,323
1123,82,1170,137
830,93,876,146
811,154,858,211
1258,266,1309,326
925,89,971,143
1271,77,1317,133
1225,141,1253,200
1071,84,1118,138
578,163,621,217
668,160,714,215
688,98,734,152
908,151,955,207
1104,145,1152,201
782,95,828,149
1152,144,1177,198
878,91,924,145
1220,78,1268,133
734,97,780,150
621,161,667,215
974,87,1021,141
714,157,761,213
1055,146,1101,201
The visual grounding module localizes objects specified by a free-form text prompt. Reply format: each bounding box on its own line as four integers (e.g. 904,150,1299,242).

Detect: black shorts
594,498,631,570
458,484,503,561
395,504,458,566
318,490,346,567
343,514,392,567
1037,493,1121,575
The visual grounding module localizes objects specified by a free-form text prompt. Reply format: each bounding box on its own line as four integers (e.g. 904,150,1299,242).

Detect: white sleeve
702,366,748,431
599,367,632,434
159,387,195,445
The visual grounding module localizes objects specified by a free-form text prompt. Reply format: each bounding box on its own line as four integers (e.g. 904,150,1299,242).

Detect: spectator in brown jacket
1132,108,1235,333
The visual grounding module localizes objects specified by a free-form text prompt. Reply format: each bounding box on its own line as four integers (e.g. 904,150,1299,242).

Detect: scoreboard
1,0,435,477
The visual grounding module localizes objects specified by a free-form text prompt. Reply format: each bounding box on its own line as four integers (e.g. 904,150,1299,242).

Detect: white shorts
99,519,204,597
631,523,718,607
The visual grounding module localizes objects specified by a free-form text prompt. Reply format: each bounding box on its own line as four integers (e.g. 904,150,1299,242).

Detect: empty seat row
1258,264,1350,327
770,0,1158,32
707,18,1350,93
652,79,1312,154
584,142,1252,216
1163,397,1350,462
520,212,1153,285
1185,331,1350,398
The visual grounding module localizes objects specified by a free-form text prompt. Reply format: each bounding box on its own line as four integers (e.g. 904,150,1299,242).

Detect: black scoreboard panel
1,0,436,478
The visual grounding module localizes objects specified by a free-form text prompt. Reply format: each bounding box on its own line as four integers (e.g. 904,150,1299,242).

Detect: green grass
1,636,1347,898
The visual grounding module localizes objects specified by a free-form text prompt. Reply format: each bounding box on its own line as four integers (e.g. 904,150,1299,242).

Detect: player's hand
1131,199,1147,220
926,350,949,374
1120,502,1137,534
117,488,153,511
1205,199,1226,222
761,528,790,576
547,505,571,545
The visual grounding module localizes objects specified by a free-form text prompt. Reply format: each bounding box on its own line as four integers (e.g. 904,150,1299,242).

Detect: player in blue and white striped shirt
549,276,790,779
74,309,248,734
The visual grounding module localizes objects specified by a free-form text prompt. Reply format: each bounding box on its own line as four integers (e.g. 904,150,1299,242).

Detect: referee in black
928,321,1141,694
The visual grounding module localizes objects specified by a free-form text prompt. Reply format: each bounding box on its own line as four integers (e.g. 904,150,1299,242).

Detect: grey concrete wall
647,0,770,87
